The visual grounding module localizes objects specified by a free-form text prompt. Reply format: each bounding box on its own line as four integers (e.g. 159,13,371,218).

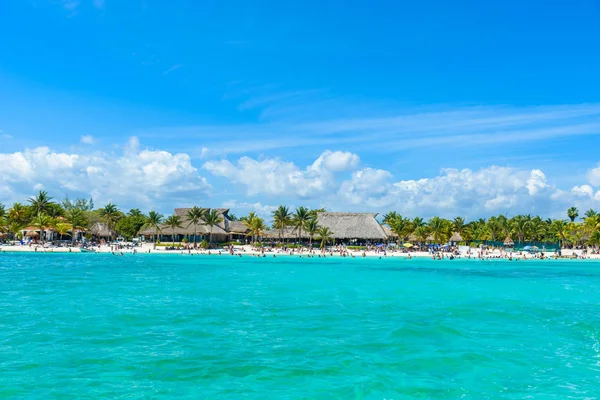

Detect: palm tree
452,217,466,235
584,209,597,219
390,215,412,242
66,208,86,245
305,218,319,246
272,205,292,242
567,207,579,223
8,203,28,224
428,217,448,244
164,215,184,246
412,217,426,229
144,211,163,249
186,206,206,248
382,211,398,225
0,202,5,220
552,219,568,248
28,190,53,216
242,212,260,243
6,220,26,241
32,213,52,244
413,226,429,245
203,209,224,244
317,227,334,250
246,216,267,244
510,215,529,243
52,219,72,241
293,206,311,242
128,208,144,218
529,216,546,241
99,203,121,241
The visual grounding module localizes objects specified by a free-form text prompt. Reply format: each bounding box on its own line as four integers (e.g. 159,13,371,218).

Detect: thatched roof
90,222,115,237
503,235,514,246
139,208,231,236
407,233,418,242
381,225,398,238
228,221,250,234
449,232,463,242
426,234,435,241
263,226,309,239
316,212,387,240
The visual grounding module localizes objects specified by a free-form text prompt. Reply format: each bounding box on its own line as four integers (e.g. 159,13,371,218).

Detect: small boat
80,248,96,253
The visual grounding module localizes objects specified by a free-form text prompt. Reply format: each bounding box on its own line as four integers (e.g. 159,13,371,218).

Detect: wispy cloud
136,95,600,158
162,64,183,76
80,134,94,144
61,0,80,12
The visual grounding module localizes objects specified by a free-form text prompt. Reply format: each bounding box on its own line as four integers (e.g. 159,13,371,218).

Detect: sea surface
1,253,600,399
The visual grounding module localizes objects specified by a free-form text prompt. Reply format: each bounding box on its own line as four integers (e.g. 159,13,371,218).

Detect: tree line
382,207,600,247
1,191,599,248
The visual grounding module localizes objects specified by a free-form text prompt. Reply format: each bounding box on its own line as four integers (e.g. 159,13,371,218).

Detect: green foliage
182,238,189,243
115,214,146,240
200,239,209,249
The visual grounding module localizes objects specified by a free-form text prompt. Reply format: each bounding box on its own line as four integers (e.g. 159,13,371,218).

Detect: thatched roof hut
381,225,398,239
407,233,418,242
316,212,387,240
449,232,463,242
228,221,250,234
138,208,232,237
263,226,307,239
90,222,115,238
426,234,435,242
503,235,514,246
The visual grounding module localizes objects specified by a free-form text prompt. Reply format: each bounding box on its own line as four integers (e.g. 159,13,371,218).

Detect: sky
1,0,600,221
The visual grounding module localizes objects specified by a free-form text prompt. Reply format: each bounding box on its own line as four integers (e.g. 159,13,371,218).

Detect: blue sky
1,0,600,220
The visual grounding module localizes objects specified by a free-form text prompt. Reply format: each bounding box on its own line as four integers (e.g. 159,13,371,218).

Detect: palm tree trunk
194,227,197,249
172,228,175,246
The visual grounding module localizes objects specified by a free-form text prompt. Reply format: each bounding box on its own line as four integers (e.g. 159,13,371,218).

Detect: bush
182,238,189,243
346,246,364,250
200,240,209,249
227,241,242,246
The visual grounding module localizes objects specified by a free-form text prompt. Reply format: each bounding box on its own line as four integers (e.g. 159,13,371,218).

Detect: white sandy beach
2,242,599,260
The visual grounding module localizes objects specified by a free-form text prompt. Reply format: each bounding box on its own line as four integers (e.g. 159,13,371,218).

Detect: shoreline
1,243,598,260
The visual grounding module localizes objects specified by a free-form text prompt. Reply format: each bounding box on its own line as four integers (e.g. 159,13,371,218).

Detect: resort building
315,212,388,243
139,208,250,243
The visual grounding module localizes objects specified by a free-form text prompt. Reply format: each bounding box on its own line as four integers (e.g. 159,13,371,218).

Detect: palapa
449,232,463,242
316,212,387,240
503,235,514,246
381,225,398,239
90,222,115,238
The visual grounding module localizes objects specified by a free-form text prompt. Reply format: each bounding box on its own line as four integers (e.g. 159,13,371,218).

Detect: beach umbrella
523,245,532,251
26,231,39,237
403,243,413,248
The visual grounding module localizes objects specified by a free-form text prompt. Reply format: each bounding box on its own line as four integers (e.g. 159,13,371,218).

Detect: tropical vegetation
1,191,600,250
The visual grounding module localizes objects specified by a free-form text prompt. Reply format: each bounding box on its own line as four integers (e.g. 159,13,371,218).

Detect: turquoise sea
1,254,600,399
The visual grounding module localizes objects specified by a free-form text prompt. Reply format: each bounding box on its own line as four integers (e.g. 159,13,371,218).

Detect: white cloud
310,150,359,172
203,149,600,218
203,150,360,198
588,164,600,186
337,166,557,217
0,138,211,210
1,134,12,140
80,135,94,145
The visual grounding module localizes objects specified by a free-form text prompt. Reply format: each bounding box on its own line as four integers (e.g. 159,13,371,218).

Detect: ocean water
1,254,600,399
